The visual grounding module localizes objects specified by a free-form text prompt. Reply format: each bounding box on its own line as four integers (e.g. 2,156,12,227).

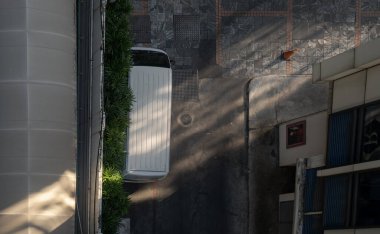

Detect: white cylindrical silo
0,0,76,233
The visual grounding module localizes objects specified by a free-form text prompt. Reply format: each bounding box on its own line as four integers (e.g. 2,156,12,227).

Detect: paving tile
131,15,151,43
174,15,200,48
172,69,199,102
221,0,287,11
197,39,216,70
131,0,147,12
362,0,380,11
221,15,286,77
361,17,380,44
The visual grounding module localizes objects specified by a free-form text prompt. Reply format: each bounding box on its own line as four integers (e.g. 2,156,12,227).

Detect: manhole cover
178,113,193,127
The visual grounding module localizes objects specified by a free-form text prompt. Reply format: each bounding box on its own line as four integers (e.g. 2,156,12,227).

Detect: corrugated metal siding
128,66,171,172
324,174,351,228
327,111,354,167
304,169,323,234
304,169,323,212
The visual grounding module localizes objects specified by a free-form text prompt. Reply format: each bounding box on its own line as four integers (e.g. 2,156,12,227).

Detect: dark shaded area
323,174,352,228
356,170,380,227
221,0,287,11
76,0,92,232
249,127,299,234
280,166,296,194
131,49,170,68
128,78,249,234
279,201,294,234
172,70,199,101
362,103,380,162
131,15,151,43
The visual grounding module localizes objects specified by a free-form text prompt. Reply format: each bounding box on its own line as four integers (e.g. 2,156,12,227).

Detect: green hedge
102,0,133,233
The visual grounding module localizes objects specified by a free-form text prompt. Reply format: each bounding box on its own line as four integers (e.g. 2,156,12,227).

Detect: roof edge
312,38,380,83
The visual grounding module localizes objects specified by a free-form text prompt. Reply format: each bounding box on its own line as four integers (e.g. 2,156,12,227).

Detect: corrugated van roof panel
127,66,171,172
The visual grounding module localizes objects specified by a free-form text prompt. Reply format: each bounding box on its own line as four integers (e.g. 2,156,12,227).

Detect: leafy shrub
102,0,133,233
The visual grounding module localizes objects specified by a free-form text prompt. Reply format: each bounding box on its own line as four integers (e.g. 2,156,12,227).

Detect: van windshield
131,50,170,68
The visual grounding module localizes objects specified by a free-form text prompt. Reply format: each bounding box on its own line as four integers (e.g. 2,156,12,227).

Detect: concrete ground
128,1,251,234
126,0,380,233
126,77,249,234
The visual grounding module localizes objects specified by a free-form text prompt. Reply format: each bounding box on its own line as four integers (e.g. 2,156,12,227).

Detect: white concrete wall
324,230,354,234
0,0,76,233
332,64,380,113
279,111,328,166
324,229,380,234
332,71,366,112
365,65,380,104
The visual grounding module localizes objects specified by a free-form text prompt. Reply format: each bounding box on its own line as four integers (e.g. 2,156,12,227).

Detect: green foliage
103,127,126,170
102,0,133,233
102,168,129,234
104,0,134,132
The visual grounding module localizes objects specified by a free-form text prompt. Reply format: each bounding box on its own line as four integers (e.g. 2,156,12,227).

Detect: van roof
131,47,168,55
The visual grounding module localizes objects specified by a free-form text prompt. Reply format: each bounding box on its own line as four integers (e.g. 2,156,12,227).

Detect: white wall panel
27,9,75,38
0,47,27,81
332,71,366,113
279,111,327,166
365,65,380,103
0,8,26,29
0,1,76,233
355,228,380,234
324,230,354,234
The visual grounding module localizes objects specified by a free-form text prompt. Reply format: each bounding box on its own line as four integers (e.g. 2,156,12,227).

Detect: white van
123,47,172,182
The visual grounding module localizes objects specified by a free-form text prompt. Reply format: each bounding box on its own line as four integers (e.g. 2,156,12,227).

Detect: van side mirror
170,59,175,66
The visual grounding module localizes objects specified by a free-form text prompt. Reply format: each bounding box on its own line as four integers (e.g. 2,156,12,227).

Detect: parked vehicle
123,47,172,182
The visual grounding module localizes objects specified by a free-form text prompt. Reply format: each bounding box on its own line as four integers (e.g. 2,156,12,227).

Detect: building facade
279,38,380,234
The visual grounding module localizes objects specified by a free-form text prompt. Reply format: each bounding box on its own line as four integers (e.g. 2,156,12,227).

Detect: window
327,101,380,166
361,103,380,162
327,110,356,167
356,170,380,227
323,170,380,229
324,101,380,229
324,174,352,228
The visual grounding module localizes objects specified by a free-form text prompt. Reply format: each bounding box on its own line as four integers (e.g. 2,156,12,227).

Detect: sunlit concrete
0,171,75,233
